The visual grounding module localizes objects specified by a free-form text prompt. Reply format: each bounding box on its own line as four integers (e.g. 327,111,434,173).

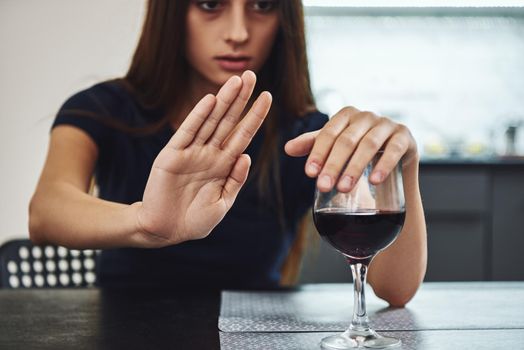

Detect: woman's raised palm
136,71,272,246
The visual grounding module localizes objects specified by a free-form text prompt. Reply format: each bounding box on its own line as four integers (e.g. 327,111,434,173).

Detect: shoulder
52,80,135,150
59,80,133,116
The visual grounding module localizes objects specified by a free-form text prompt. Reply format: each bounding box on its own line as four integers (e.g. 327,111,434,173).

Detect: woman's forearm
29,182,162,249
367,157,428,307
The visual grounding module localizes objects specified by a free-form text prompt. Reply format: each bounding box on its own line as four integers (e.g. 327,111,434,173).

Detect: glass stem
349,262,370,332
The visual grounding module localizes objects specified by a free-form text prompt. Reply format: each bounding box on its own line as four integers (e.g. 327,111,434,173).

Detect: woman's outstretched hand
285,107,418,192
136,71,271,247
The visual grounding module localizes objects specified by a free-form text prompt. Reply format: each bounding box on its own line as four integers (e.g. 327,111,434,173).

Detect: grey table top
219,282,524,350
220,329,524,350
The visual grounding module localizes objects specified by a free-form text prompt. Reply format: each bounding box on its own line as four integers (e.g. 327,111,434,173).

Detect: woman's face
186,0,280,89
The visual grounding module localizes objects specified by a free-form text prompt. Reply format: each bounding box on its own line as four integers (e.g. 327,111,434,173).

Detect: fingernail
318,175,332,189
338,175,354,191
307,162,321,175
371,171,384,183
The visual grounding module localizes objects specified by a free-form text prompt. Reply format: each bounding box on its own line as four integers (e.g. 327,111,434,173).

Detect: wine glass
313,152,405,349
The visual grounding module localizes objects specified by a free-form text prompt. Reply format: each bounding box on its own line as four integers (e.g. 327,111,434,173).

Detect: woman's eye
251,0,277,13
196,1,223,12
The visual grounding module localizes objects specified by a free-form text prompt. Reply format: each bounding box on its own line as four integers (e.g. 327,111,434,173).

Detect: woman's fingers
222,154,251,209
210,71,257,147
193,75,243,145
368,125,411,184
284,130,321,157
223,91,272,156
168,94,216,150
304,107,359,178
288,106,416,194
336,118,398,192
315,115,377,192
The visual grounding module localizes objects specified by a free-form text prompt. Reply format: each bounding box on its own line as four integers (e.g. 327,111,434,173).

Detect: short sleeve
52,85,114,150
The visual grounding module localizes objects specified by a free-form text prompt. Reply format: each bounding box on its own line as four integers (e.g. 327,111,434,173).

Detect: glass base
320,329,401,349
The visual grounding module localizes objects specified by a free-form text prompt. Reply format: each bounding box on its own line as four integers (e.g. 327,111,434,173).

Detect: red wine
313,208,405,263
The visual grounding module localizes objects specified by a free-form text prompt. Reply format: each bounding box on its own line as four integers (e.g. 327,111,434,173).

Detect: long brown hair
125,0,314,115
125,0,317,283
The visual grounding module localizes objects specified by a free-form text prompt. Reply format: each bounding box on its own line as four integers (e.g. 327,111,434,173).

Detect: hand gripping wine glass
313,152,405,349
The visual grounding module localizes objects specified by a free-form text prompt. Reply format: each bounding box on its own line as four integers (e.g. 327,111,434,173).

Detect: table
0,288,221,349
0,282,523,349
219,282,524,349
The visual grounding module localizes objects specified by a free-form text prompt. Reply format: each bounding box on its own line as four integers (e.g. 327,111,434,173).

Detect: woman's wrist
401,150,422,208
125,202,171,249
402,146,420,170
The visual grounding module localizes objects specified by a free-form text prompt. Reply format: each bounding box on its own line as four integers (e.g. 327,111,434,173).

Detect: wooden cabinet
420,167,490,281
492,169,524,280
420,162,524,281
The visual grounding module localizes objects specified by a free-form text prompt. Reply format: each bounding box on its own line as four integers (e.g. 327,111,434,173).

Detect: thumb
222,154,251,209
284,130,320,157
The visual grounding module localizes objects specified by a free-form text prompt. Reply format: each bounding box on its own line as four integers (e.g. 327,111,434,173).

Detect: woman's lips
215,56,251,72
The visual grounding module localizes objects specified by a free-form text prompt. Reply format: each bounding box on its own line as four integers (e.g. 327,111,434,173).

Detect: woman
29,0,426,306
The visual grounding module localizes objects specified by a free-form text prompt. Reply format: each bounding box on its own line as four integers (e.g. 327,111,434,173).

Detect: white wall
305,14,524,157
0,0,145,245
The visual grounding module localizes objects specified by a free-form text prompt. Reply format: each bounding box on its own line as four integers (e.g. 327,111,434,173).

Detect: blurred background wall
0,0,145,244
305,6,524,159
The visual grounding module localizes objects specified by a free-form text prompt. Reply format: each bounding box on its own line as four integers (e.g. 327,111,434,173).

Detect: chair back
0,239,98,288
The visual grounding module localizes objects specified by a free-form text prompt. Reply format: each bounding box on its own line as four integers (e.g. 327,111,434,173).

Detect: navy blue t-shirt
52,81,328,289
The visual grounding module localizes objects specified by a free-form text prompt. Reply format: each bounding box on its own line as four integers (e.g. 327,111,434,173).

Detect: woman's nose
224,6,249,45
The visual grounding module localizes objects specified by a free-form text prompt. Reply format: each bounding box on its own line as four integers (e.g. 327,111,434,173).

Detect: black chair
0,239,99,288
